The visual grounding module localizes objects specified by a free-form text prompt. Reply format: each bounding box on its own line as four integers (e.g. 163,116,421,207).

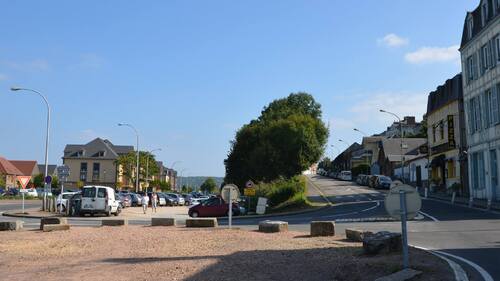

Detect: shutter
493,85,499,124
483,91,491,127
489,40,495,68
476,96,482,130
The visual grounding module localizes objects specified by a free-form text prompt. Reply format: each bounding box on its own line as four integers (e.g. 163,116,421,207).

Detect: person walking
152,192,158,213
141,193,149,214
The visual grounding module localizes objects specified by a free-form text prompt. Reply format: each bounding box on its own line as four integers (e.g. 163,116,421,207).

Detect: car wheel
191,211,199,218
106,207,111,217
115,206,122,216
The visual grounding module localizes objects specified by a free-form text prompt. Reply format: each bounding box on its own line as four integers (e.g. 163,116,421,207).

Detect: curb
306,177,333,206
2,212,60,219
220,205,331,220
412,245,469,281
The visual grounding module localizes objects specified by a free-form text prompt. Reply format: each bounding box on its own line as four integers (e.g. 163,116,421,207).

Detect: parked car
80,186,121,216
129,193,142,207
68,193,82,216
339,171,352,181
181,194,194,206
155,193,167,206
119,194,132,207
166,193,185,206
375,176,393,190
25,188,38,197
356,174,366,185
368,175,380,188
188,197,241,217
56,191,80,212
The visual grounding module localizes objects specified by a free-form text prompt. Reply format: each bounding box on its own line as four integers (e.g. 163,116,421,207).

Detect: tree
200,177,217,193
225,93,328,188
116,151,160,186
32,173,44,188
318,157,332,172
0,174,5,187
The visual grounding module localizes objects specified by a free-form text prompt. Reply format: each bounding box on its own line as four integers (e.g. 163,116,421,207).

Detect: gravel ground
0,226,453,281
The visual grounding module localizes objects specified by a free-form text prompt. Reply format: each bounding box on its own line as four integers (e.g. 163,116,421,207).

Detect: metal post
228,188,232,229
60,178,64,213
22,193,25,213
399,191,409,269
118,123,140,192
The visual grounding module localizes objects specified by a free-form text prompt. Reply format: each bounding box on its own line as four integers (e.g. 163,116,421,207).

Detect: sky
0,1,478,177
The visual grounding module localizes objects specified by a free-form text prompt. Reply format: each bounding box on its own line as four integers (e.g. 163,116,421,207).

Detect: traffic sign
221,184,240,202
244,187,256,196
17,176,31,189
57,165,70,178
384,184,422,220
245,180,254,188
45,176,52,184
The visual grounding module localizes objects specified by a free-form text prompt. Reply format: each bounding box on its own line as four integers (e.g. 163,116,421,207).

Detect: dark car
376,176,393,189
68,193,82,216
129,193,141,207
188,197,241,218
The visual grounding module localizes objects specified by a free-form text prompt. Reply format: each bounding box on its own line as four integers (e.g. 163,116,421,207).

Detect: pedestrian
141,193,149,214
152,192,158,213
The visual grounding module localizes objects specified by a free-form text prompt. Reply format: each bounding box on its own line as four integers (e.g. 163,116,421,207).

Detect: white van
339,171,352,181
80,186,121,216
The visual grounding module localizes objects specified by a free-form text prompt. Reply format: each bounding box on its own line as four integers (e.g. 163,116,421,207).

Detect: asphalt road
2,177,500,280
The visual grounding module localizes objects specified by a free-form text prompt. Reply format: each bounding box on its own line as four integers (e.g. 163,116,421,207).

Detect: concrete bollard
424,188,428,198
345,228,373,242
469,197,474,208
310,221,335,237
185,218,218,228
0,221,23,231
151,218,176,226
102,219,128,226
43,224,71,232
258,220,288,233
40,217,68,230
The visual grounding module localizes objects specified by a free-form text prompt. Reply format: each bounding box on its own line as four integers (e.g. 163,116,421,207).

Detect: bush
255,176,307,208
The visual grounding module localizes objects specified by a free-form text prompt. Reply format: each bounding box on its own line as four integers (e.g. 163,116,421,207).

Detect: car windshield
379,177,391,182
82,188,95,198
62,194,74,199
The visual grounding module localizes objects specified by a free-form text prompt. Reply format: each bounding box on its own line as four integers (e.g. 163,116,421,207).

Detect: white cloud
377,33,409,48
405,45,460,64
3,59,50,72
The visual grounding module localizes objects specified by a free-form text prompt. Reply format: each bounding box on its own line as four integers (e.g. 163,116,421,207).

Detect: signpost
17,176,32,214
384,184,422,269
221,184,240,229
57,165,70,213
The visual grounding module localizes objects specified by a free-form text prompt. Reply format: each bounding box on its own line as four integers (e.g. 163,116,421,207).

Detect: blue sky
0,1,477,177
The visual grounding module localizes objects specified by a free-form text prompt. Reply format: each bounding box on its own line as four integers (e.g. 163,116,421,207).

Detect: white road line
434,250,493,281
320,201,380,219
418,211,439,222
412,246,469,281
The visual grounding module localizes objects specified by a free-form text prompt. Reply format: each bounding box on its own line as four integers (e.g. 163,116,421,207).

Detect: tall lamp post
146,148,162,193
118,123,140,192
330,144,341,172
10,87,50,204
380,109,405,183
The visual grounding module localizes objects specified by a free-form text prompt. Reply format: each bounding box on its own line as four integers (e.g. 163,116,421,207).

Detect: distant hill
177,176,224,190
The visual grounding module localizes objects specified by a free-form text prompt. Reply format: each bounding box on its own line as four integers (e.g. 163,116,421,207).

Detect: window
481,44,490,74
82,187,95,198
439,122,444,140
80,162,87,182
467,55,474,82
472,151,486,190
468,16,474,39
482,1,489,26
97,188,107,198
447,160,456,178
92,163,100,182
474,95,482,131
432,125,436,142
496,36,500,63
488,88,499,124
483,91,491,127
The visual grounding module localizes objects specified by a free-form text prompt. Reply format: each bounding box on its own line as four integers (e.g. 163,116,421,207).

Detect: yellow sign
244,188,256,196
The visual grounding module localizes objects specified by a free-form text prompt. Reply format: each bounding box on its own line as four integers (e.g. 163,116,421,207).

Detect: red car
188,197,241,217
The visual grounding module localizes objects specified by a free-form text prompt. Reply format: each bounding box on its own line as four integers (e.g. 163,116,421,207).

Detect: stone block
310,221,335,237
363,231,402,255
185,218,218,228
40,217,68,230
151,218,176,226
345,228,373,242
0,221,23,231
43,224,71,232
258,220,288,233
374,268,422,281
102,219,128,226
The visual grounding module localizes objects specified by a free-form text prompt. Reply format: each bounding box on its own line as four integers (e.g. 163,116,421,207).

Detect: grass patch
254,175,313,212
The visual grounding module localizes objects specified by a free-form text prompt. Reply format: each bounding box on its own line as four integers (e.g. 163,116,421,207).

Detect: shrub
255,176,306,208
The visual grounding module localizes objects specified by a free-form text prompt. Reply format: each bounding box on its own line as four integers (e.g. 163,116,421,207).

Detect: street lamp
118,123,140,192
146,148,162,192
10,87,51,204
380,109,405,182
338,139,350,147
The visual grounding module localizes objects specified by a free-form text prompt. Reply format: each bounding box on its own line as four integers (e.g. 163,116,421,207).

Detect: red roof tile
10,160,38,176
0,157,22,175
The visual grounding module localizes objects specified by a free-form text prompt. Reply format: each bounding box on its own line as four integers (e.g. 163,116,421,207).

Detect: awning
429,155,446,167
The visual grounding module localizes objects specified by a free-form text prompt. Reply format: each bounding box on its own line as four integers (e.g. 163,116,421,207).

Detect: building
332,143,362,171
62,138,134,188
395,146,429,188
383,116,422,138
460,0,500,202
0,157,23,188
377,138,427,178
426,74,468,195
361,136,387,175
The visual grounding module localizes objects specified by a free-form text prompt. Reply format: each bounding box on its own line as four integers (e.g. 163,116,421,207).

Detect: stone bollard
363,231,402,255
43,224,71,232
102,219,128,226
185,218,218,228
151,218,176,226
258,220,288,233
345,228,373,242
40,217,68,230
310,221,335,237
0,221,23,231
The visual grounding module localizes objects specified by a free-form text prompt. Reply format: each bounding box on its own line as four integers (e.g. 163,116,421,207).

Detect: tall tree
116,151,160,187
200,177,217,193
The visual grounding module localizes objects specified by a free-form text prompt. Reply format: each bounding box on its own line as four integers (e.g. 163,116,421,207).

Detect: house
62,138,134,188
10,160,38,178
0,157,23,188
361,136,387,175
382,116,422,138
426,74,468,195
460,0,500,202
394,146,429,188
332,143,362,171
377,138,427,179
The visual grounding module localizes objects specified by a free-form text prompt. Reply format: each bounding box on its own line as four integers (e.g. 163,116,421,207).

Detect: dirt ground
0,226,453,281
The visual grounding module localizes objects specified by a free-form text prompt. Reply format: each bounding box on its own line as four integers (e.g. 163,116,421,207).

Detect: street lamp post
10,87,51,205
118,123,140,192
380,109,405,183
146,148,162,193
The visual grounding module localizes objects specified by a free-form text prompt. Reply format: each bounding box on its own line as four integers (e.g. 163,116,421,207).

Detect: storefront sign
448,115,456,149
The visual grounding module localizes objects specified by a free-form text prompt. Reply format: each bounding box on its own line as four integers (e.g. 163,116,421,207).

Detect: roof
37,164,57,175
427,74,463,115
0,157,22,175
461,0,500,49
63,138,134,160
10,160,37,176
381,138,427,162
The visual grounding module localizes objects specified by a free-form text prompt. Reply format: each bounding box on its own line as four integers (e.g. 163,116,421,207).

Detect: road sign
244,187,256,196
384,184,422,220
45,175,52,184
17,176,31,189
221,184,240,202
245,180,254,188
57,165,70,178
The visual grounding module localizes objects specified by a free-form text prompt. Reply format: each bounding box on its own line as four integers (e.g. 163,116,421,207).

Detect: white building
460,0,500,202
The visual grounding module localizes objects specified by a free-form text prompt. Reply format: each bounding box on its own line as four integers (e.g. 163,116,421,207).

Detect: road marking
306,177,333,205
412,246,469,281
435,250,494,281
320,201,380,219
418,211,439,222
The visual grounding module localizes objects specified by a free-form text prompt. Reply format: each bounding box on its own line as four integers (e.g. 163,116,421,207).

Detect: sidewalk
420,189,500,211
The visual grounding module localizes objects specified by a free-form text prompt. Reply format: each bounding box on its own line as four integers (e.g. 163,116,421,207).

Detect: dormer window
73,150,84,157
467,16,474,39
93,151,105,157
482,1,489,26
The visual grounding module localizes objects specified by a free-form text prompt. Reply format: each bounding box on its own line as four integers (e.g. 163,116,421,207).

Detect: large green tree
116,151,160,187
225,93,328,188
200,177,217,193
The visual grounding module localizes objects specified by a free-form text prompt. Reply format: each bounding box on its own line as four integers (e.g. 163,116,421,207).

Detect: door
95,187,107,211
416,166,422,187
490,150,498,201
81,187,96,210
